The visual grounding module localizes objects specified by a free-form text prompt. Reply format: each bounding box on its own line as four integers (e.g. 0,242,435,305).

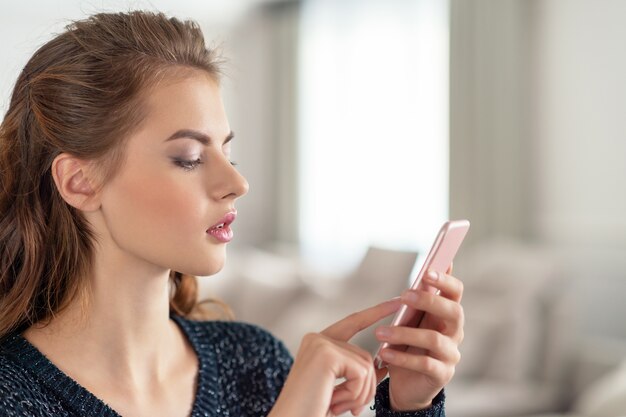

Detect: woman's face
97,72,249,276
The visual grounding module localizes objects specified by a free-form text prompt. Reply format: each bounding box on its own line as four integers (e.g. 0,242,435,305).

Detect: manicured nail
376,326,392,338
381,349,395,360
425,270,439,281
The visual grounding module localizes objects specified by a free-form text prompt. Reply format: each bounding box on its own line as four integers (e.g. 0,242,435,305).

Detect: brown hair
0,10,233,340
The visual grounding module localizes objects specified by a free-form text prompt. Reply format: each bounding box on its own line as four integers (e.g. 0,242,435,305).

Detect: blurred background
2,1,626,416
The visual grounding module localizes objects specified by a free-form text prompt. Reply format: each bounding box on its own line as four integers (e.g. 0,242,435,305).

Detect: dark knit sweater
0,313,445,416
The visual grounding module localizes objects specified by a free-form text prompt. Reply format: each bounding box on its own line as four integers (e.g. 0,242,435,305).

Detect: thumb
321,298,402,342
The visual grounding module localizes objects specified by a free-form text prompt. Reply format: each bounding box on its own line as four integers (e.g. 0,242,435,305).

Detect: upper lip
208,210,237,230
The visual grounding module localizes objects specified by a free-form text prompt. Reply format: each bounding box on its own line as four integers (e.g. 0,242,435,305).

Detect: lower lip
206,225,233,243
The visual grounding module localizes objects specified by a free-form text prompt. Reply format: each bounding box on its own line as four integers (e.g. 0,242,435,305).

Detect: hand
374,265,464,411
269,298,403,417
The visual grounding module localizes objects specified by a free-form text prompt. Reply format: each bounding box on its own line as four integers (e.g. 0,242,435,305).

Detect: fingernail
376,326,392,338
401,290,418,302
381,349,395,360
425,270,439,282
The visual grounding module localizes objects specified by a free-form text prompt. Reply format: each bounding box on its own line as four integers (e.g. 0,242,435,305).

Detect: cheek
103,167,206,246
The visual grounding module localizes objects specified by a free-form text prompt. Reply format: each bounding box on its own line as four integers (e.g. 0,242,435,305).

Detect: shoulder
0,354,65,416
0,345,38,392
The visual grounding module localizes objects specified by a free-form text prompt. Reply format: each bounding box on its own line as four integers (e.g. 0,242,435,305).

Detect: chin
192,253,227,277
205,260,225,276
175,244,228,276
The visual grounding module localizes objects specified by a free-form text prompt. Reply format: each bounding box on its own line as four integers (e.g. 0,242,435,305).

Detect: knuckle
302,332,321,347
458,305,466,326
443,366,456,384
425,293,437,309
457,328,465,345
450,302,463,320
421,356,436,374
453,349,462,365
457,279,464,295
305,334,335,357
427,330,443,351
317,342,336,359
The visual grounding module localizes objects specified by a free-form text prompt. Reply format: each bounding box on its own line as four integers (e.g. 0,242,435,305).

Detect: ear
51,153,101,212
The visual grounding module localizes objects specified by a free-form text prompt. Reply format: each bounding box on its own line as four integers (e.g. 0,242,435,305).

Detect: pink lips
206,211,237,243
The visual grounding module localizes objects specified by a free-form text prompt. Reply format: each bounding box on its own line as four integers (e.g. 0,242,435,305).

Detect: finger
331,391,368,416
328,347,374,410
364,359,376,412
369,359,377,403
331,400,359,416
322,298,402,342
375,327,460,364
330,385,354,406
379,348,452,386
331,357,376,413
400,290,463,335
331,397,368,417
375,365,388,384
446,262,454,275
423,270,464,302
345,358,371,407
330,373,366,404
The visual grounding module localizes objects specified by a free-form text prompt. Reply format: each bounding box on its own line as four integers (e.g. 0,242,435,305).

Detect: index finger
322,298,402,342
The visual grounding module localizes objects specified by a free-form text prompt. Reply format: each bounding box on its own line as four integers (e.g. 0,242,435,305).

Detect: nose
210,154,249,201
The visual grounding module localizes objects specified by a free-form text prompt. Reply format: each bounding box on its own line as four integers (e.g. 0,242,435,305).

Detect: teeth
215,223,225,229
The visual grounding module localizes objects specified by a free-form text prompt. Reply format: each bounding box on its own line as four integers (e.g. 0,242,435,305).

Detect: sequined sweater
0,313,445,416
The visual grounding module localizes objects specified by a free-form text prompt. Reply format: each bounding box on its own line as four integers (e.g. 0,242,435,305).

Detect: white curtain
298,0,450,273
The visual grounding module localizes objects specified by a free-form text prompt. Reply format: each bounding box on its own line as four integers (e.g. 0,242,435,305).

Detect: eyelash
174,158,238,172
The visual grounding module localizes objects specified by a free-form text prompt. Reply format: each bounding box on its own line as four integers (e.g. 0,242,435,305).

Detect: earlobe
51,153,101,211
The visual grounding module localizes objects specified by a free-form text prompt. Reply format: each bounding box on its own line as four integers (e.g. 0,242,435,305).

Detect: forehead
132,71,229,146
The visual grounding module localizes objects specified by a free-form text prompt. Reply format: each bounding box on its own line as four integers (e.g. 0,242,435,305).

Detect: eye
173,158,203,172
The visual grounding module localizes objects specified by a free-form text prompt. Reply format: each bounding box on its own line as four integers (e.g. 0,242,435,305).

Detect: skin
23,70,248,417
22,68,465,417
269,267,463,417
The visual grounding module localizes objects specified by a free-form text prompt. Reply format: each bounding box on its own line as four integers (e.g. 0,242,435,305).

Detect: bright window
298,0,450,273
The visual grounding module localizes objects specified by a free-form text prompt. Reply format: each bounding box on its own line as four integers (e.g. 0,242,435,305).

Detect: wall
450,0,626,251
530,0,626,247
222,2,300,248
449,0,533,245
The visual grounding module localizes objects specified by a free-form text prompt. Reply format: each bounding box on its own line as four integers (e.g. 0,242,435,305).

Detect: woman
0,10,464,417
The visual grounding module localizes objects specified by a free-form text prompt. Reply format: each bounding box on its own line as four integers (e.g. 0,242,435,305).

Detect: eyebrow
164,129,235,145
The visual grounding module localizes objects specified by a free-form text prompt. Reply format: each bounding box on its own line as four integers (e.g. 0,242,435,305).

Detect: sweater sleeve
371,378,445,417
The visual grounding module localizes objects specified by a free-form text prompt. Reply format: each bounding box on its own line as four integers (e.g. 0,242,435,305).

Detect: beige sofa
200,240,626,417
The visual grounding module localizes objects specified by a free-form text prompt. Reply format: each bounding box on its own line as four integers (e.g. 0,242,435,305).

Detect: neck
22,236,184,390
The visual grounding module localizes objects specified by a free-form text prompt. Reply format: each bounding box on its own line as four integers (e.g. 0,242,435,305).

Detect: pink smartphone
374,219,470,369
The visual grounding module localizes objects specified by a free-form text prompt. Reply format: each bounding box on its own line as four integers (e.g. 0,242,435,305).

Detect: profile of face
86,71,249,277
